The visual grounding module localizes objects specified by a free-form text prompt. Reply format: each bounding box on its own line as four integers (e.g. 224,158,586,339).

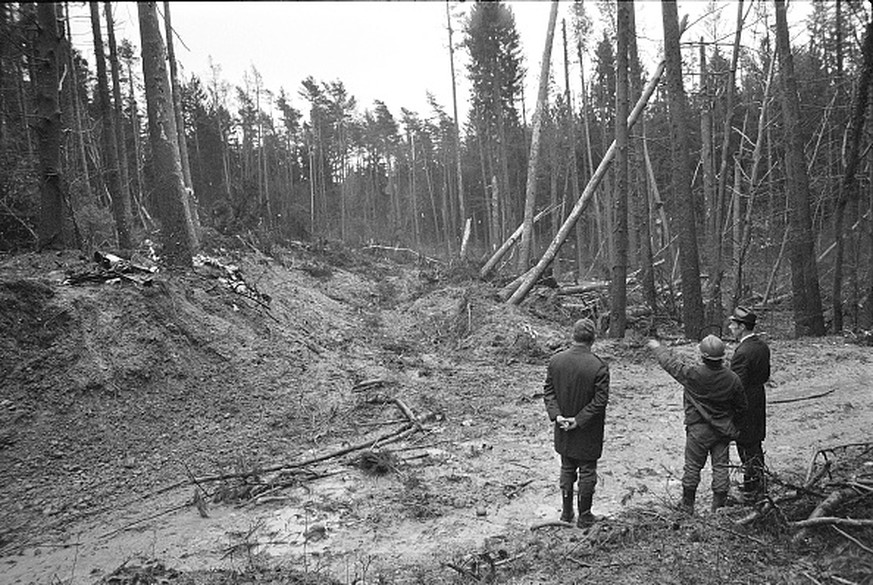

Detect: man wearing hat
728,306,771,503
543,318,609,528
646,335,747,513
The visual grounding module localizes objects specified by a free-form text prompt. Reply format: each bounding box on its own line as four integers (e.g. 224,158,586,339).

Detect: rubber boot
560,488,574,523
576,492,595,529
711,491,727,512
680,486,696,514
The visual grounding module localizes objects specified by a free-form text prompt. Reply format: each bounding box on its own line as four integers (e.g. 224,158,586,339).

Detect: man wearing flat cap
543,318,609,528
728,306,771,504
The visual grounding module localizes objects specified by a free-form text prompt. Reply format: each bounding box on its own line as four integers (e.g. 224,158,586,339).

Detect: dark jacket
653,346,747,440
729,334,770,443
543,344,609,460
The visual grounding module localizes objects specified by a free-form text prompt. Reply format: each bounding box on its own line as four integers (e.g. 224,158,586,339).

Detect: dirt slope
0,243,871,585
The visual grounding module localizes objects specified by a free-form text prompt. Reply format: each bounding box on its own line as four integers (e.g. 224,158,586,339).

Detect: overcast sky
68,1,813,124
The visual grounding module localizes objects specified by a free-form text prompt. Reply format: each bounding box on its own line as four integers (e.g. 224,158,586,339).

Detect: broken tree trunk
480,204,557,278
792,487,859,543
501,57,670,304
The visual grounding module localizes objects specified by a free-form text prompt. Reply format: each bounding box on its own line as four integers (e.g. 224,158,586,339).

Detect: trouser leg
576,459,598,528
559,455,578,522
559,455,578,492
737,441,765,498
683,425,709,492
710,440,731,494
711,439,730,511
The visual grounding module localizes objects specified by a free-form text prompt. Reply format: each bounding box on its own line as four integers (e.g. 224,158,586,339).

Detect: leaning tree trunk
90,1,131,248
35,2,72,249
504,56,670,305
662,0,705,339
518,0,559,271
774,0,826,336
138,1,191,267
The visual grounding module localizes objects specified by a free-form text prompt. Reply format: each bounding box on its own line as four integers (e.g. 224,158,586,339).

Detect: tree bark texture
90,1,131,248
35,2,69,249
610,0,631,338
661,0,705,339
832,14,872,332
164,0,200,248
138,1,192,267
446,2,466,252
774,0,826,336
103,3,133,233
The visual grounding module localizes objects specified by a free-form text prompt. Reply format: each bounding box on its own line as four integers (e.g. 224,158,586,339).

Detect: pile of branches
63,250,157,286
192,253,272,305
737,442,873,549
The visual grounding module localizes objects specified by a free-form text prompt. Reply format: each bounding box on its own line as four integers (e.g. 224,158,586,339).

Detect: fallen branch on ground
736,461,831,526
362,244,441,265
769,388,836,404
831,525,873,555
791,516,873,529
530,520,573,530
792,488,860,543
444,562,481,581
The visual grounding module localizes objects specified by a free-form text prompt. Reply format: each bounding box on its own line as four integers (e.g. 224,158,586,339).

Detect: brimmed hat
698,334,726,361
729,306,757,328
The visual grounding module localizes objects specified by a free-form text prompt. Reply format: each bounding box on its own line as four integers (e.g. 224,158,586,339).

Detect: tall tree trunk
734,54,775,308
576,40,597,283
138,1,191,266
661,0,704,339
562,19,581,284
699,40,716,280
446,1,466,254
124,55,150,230
628,3,657,313
610,0,630,338
833,13,872,332
63,1,94,208
0,3,8,148
104,3,133,232
774,0,826,336
90,1,131,248
35,2,71,249
708,0,746,323
410,132,419,249
519,0,559,271
163,0,199,248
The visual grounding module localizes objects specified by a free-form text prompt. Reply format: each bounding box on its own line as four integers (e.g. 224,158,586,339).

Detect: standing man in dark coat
543,318,609,528
728,306,771,503
646,335,747,514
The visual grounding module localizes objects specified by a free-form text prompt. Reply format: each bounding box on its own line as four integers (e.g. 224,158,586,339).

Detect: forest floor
0,236,871,585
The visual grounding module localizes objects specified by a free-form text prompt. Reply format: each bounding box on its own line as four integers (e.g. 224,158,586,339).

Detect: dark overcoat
652,346,747,440
543,344,609,460
729,335,771,443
